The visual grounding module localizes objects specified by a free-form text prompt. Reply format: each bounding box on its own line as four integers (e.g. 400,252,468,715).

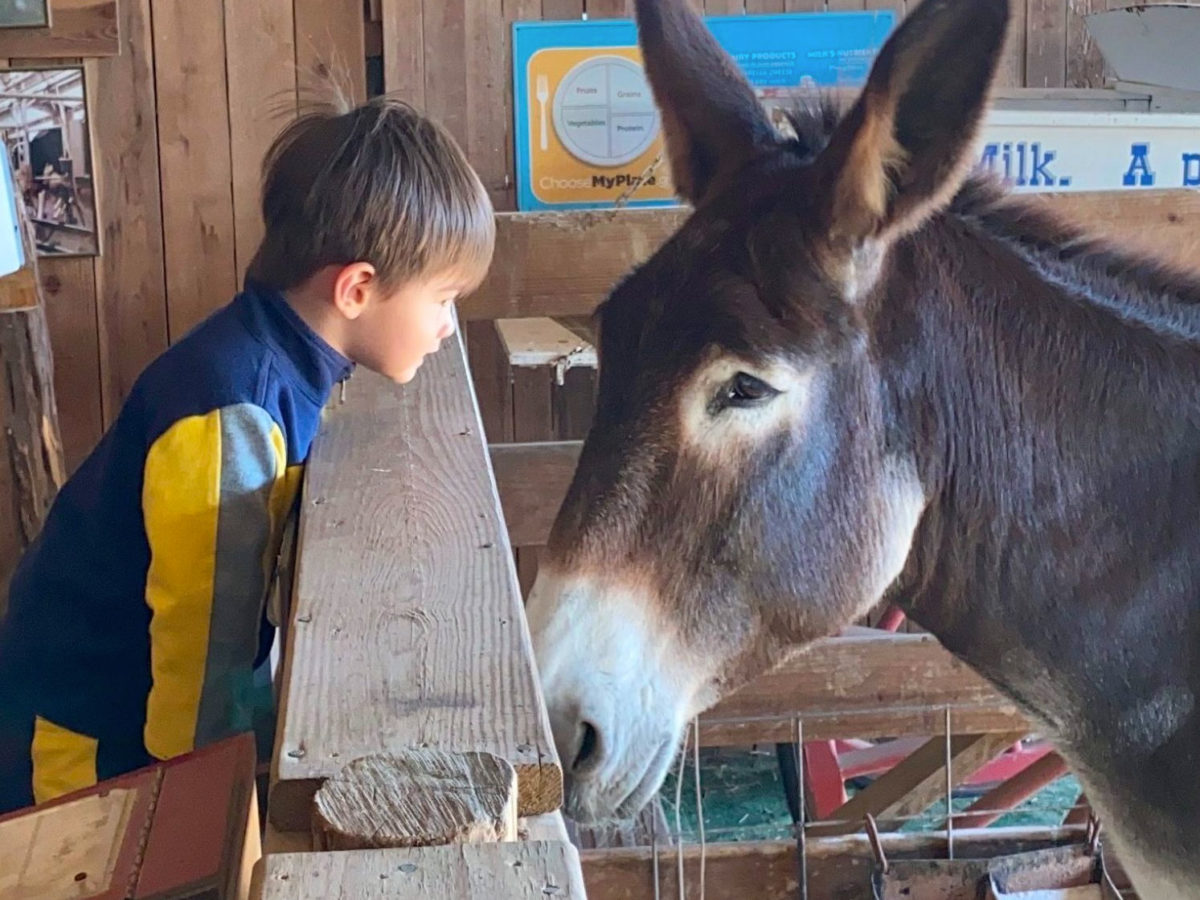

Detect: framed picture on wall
0,65,99,258
0,0,50,29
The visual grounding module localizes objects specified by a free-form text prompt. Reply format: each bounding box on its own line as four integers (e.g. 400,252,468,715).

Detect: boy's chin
389,363,421,384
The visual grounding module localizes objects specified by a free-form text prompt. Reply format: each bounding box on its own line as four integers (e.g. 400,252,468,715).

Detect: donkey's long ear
815,0,1010,249
635,0,777,207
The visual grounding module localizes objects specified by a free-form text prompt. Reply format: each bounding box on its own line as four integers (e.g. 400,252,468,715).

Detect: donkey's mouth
564,732,679,825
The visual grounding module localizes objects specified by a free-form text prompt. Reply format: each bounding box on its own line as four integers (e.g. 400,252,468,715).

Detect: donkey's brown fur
527,1,1200,894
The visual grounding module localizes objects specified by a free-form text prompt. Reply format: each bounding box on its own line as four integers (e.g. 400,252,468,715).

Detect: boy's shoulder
122,283,351,450
129,292,276,437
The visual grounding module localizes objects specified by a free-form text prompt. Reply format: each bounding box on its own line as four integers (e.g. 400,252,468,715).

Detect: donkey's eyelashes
709,372,781,415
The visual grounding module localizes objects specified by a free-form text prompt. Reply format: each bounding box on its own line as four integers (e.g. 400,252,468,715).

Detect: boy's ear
331,262,376,321
814,0,1010,252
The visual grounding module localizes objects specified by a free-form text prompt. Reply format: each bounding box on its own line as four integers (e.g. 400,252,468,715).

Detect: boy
0,95,495,814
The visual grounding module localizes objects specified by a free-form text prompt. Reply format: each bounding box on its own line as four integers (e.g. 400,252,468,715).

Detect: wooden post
0,186,66,553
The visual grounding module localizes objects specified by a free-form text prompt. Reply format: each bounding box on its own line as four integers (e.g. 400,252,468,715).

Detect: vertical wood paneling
40,258,101,471
705,0,746,13
152,0,238,339
746,0,786,12
998,0,1029,88
295,0,367,106
423,1,468,146
382,0,424,106
1027,0,1068,88
90,0,168,422
1066,0,1107,88
543,0,584,18
5,57,103,471
224,0,297,281
468,0,510,207
584,0,633,17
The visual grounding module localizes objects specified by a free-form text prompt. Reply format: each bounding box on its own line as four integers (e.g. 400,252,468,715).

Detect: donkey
525,0,1200,895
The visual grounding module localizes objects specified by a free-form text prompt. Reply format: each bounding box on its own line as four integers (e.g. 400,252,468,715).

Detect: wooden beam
491,441,580,548
269,333,562,833
259,843,587,899
466,191,1200,322
700,628,1029,745
464,208,688,321
808,731,1028,837
578,826,1092,900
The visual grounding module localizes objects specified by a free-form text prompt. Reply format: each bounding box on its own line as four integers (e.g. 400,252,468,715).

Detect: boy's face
353,273,463,383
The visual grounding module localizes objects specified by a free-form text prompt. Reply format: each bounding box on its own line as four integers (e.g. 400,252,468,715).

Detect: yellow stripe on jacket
142,403,290,761
31,716,98,804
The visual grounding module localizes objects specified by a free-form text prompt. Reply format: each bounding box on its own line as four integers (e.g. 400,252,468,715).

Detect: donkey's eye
713,372,780,412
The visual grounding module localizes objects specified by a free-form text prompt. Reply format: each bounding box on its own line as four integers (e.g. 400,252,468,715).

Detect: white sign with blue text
977,110,1200,193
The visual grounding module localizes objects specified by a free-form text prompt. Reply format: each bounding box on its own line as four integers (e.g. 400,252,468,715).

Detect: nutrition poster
512,12,896,211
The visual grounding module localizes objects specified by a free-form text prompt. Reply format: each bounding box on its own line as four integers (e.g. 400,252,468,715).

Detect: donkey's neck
888,198,1200,868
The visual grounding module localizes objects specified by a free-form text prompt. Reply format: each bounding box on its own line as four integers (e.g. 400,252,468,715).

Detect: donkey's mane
781,97,1200,343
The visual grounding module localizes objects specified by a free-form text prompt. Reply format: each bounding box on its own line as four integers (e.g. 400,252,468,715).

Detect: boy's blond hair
248,95,495,294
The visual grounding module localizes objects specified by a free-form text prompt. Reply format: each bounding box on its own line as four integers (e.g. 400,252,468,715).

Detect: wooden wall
0,0,1172,586
0,0,366,587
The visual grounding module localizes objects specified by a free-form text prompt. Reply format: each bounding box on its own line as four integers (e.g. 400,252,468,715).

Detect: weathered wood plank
259,843,587,899
90,0,168,421
1027,0,1069,88
1021,190,1200,275
465,208,688,321
700,628,1030,745
496,317,597,369
152,0,238,340
543,0,584,18
269,333,562,832
579,827,1094,900
1066,0,1108,88
585,0,633,16
0,225,65,553
224,0,297,281
808,731,1028,836
0,0,118,58
520,811,571,843
491,441,580,548
38,257,100,473
468,192,1200,321
295,0,366,106
381,0,424,105
999,0,1029,88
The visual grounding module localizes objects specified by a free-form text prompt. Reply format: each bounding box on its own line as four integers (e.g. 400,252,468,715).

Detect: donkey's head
528,0,1011,823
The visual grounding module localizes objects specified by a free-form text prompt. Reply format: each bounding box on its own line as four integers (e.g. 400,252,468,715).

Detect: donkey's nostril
572,721,599,773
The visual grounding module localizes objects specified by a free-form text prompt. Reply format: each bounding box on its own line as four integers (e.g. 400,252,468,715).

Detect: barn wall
0,0,1151,586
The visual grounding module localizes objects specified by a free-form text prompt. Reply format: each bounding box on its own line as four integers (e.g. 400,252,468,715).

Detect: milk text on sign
975,113,1200,194
978,142,1069,188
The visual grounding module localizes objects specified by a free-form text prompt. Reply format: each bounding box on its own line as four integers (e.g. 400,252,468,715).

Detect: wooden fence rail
262,329,582,895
